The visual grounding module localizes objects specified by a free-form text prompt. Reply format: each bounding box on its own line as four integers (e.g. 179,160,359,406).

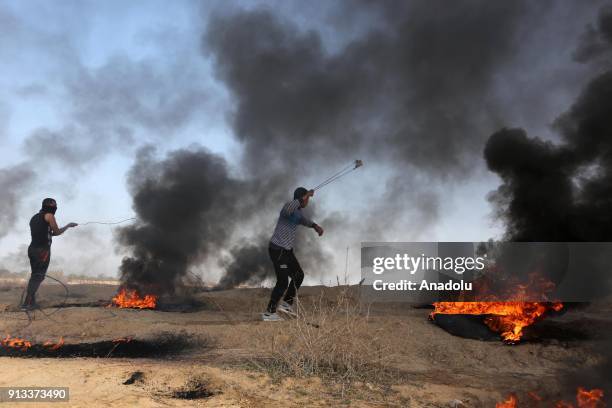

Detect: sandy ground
0,283,610,407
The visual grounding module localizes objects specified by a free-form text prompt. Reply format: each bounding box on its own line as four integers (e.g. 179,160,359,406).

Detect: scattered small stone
123,371,144,385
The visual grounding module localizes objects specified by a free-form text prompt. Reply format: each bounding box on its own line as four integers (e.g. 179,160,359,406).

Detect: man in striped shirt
263,187,324,321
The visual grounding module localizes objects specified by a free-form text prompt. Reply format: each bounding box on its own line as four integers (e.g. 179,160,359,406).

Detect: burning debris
483,6,612,280
1,334,33,351
496,394,518,408
496,387,605,408
111,288,157,309
431,301,563,343
434,5,612,347
42,337,65,350
1,335,64,353
431,267,565,343
574,388,606,408
0,332,203,358
109,287,210,313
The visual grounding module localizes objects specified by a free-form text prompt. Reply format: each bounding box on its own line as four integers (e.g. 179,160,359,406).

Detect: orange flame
500,388,605,408
43,336,64,350
431,271,563,343
576,387,605,408
431,301,563,342
111,288,157,309
1,335,65,352
496,394,518,408
1,334,32,351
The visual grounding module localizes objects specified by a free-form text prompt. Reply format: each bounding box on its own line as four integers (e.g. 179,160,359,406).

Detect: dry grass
253,287,397,390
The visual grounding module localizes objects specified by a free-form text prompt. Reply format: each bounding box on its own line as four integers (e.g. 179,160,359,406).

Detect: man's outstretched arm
301,216,324,236
44,213,78,236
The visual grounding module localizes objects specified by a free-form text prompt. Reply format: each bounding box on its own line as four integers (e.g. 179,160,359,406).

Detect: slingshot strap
79,217,136,226
312,160,363,191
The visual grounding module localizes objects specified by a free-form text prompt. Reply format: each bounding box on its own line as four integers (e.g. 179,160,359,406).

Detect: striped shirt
269,199,315,250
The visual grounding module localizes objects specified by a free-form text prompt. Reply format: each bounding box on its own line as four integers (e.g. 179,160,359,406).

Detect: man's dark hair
293,187,308,200
42,198,56,207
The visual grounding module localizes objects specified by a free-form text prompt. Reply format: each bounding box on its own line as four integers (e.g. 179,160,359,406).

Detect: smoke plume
201,1,529,285
117,146,248,294
0,164,35,240
485,6,612,389
117,2,598,290
205,2,527,177
485,8,612,242
216,237,270,289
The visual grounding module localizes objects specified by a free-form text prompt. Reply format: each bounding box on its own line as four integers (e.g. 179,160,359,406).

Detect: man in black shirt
21,198,78,311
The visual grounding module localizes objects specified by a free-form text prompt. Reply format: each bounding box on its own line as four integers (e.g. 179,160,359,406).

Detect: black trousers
266,246,304,313
25,246,50,305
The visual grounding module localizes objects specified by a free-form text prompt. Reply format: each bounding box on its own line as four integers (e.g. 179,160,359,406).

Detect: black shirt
30,212,52,248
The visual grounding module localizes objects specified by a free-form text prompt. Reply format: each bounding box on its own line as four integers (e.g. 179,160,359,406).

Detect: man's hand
45,213,78,235
299,189,315,208
313,224,324,237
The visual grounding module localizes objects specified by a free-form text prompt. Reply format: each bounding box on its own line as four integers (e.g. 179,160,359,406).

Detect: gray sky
0,0,605,284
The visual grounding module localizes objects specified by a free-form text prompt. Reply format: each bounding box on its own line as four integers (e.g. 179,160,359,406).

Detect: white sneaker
277,301,297,317
261,312,284,322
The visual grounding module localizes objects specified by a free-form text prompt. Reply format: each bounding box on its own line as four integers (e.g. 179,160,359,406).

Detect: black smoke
117,144,331,291
216,237,270,289
484,15,612,242
202,1,531,285
484,6,612,390
204,2,528,177
483,6,612,294
116,147,248,295
0,164,35,240
574,5,612,64
117,2,601,290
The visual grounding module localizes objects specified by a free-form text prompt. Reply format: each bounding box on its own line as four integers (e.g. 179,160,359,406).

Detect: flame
1,334,32,351
496,394,518,408
499,388,605,408
111,288,157,309
431,271,563,343
431,301,563,342
112,336,133,343
576,387,605,408
1,335,64,352
43,336,64,350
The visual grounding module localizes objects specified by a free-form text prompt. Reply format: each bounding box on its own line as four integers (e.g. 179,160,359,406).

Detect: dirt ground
0,283,610,407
